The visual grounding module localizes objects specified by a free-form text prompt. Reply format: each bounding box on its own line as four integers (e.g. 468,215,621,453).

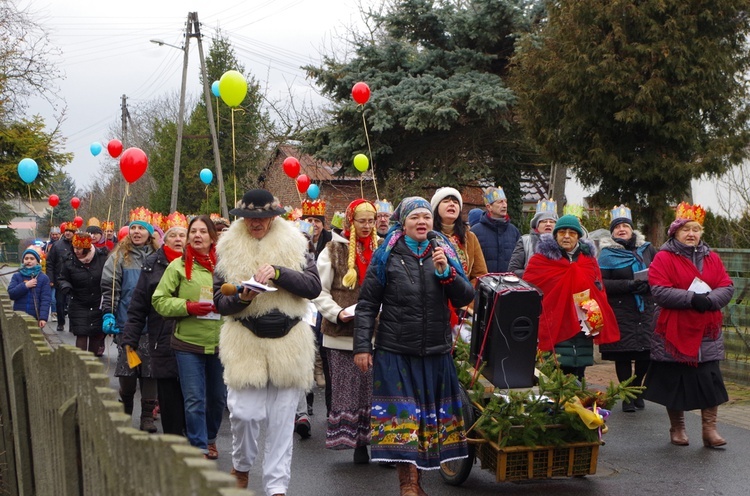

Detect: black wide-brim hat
229,189,286,218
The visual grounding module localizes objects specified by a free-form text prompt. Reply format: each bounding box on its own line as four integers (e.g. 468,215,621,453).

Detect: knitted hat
86,225,103,236
482,186,506,205
129,220,154,236
153,225,164,240
530,199,558,230
230,189,286,218
467,208,483,227
392,197,432,224
668,202,706,237
553,214,584,238
22,247,41,262
609,205,633,233
430,187,463,213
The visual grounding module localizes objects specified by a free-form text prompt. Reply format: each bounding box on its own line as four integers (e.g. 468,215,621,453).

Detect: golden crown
63,221,77,232
163,211,188,230
87,217,101,227
129,206,152,223
674,202,706,225
150,212,164,231
72,231,92,249
101,221,115,231
302,199,326,218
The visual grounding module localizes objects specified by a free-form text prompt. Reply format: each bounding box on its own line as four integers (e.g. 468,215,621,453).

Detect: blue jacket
8,271,52,321
470,212,521,273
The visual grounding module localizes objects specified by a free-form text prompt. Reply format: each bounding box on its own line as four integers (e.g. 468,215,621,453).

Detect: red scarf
184,244,216,281
649,250,730,364
356,235,375,286
524,252,620,351
163,245,182,263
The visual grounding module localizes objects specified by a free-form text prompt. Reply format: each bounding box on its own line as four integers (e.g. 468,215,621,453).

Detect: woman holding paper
597,206,657,412
643,203,733,448
524,215,620,380
152,215,226,459
313,198,379,463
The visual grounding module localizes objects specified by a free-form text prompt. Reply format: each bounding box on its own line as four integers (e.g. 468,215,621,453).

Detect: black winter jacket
46,237,73,285
353,237,475,356
57,249,106,337
598,233,657,355
121,248,178,379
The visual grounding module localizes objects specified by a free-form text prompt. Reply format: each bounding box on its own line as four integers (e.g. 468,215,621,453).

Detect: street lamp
149,39,184,51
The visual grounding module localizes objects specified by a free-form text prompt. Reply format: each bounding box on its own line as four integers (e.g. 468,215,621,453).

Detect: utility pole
121,94,129,225
194,13,228,218
170,12,193,213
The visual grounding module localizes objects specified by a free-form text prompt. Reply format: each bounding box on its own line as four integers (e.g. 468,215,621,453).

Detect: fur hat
430,187,463,213
230,189,286,218
553,215,584,238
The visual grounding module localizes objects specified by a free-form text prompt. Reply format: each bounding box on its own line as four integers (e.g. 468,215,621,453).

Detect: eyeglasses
354,219,376,226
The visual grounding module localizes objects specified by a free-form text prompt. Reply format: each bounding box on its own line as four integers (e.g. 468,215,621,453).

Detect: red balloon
70,197,81,209
352,82,371,105
60,222,66,232
107,139,123,158
118,226,130,241
48,194,59,207
283,157,301,178
119,147,149,183
296,174,311,193
73,216,83,228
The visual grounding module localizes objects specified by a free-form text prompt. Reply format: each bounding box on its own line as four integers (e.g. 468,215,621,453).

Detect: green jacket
152,258,221,354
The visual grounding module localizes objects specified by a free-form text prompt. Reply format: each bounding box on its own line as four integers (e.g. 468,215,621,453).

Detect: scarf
20,265,42,277
649,246,731,365
184,244,216,281
76,249,96,265
163,244,183,263
524,249,620,351
598,238,651,312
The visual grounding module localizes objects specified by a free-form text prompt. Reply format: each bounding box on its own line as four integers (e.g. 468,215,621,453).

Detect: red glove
186,301,215,316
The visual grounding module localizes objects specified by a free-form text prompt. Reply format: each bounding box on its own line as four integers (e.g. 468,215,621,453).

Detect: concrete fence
0,288,248,496
715,248,750,386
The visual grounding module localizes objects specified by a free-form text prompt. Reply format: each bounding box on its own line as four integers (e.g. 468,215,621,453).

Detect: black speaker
470,274,542,389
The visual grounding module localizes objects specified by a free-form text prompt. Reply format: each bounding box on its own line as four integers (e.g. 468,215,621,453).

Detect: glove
691,293,712,312
630,279,650,295
186,301,215,316
102,313,120,334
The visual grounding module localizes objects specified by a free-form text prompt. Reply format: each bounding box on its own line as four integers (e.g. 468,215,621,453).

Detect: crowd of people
7,182,735,495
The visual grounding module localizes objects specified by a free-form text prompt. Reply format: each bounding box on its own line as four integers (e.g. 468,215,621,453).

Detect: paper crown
375,199,394,214
302,199,326,218
294,219,315,238
87,217,101,227
150,212,164,230
674,202,706,225
330,211,345,230
210,213,230,226
610,205,632,221
536,199,557,214
281,206,303,222
482,186,506,205
101,220,115,231
129,207,152,224
72,231,92,249
163,211,188,230
563,204,585,218
63,221,77,232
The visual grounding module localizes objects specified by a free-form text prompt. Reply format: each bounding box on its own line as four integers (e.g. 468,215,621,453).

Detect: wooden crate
476,439,600,482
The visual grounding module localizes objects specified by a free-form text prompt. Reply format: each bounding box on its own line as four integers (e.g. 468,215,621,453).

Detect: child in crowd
8,247,52,328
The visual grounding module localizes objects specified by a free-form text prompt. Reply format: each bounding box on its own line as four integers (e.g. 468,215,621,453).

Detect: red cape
524,250,620,351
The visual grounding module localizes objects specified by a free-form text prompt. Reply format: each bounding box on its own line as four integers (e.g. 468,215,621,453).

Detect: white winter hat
430,187,463,214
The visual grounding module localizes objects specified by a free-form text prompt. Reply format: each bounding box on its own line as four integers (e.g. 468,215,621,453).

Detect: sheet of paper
240,276,278,293
197,285,221,320
633,268,649,281
342,303,357,318
688,277,712,294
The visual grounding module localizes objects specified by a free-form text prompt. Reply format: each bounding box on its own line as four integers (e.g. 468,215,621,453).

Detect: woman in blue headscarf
354,197,475,495
597,207,657,412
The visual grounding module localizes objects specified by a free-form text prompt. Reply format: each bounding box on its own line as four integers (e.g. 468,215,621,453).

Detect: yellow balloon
353,153,369,172
218,70,248,107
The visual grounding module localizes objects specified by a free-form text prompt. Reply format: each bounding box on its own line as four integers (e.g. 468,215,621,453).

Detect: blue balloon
211,81,221,98
200,168,213,185
90,142,102,156
307,184,320,199
17,158,39,184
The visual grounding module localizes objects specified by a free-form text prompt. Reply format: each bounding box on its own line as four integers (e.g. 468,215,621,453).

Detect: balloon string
119,183,129,235
28,184,36,238
206,185,209,214
105,203,112,230
231,108,237,208
215,97,220,136
361,109,379,201
50,207,54,231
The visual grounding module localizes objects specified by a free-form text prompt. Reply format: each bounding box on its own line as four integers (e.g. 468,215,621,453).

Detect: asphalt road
46,322,749,496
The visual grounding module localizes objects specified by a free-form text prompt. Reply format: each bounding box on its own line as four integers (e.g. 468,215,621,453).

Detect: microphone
220,283,242,296
426,230,441,251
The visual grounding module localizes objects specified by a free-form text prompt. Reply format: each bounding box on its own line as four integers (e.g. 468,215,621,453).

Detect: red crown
163,211,188,230
302,199,326,218
101,221,115,231
674,202,706,225
129,206,152,224
72,231,92,249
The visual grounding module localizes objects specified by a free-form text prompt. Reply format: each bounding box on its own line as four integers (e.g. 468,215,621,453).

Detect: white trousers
227,385,302,496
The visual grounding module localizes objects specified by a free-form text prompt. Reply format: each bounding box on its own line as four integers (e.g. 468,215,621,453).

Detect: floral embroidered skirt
326,348,373,449
370,349,468,469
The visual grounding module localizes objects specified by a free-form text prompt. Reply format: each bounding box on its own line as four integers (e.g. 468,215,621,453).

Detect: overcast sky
22,0,723,212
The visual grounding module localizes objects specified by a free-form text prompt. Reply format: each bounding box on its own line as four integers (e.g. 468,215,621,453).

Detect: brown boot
396,463,425,496
701,407,727,448
139,400,158,433
230,467,249,489
667,409,689,446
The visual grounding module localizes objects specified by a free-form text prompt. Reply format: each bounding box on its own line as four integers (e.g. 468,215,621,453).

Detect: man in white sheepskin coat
214,189,321,495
